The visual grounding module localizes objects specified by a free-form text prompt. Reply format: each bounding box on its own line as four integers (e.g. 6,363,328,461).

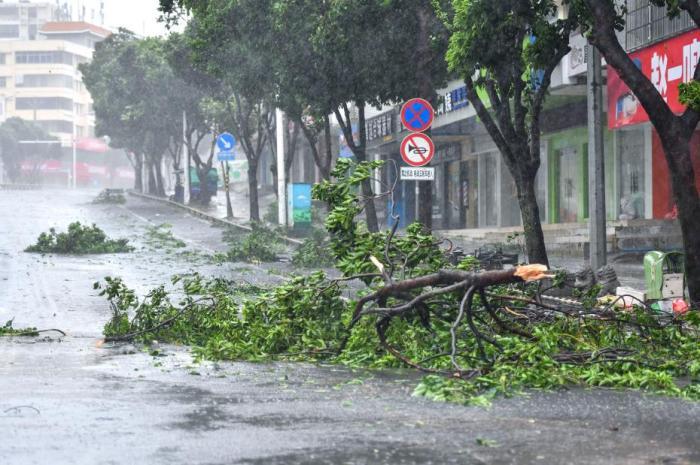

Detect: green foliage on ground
25,222,133,254
291,227,335,268
0,319,38,337
97,160,700,406
145,223,186,249
93,190,127,205
218,222,286,263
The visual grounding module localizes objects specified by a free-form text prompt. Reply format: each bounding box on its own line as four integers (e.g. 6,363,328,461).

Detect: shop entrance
557,147,582,223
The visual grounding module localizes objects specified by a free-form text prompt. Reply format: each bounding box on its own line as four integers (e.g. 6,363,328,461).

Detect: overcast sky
105,0,172,37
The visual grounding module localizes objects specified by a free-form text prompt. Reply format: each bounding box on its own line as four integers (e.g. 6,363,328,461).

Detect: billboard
608,29,700,129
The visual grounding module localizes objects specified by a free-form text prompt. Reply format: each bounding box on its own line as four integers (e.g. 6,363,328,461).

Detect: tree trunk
148,160,157,195
154,158,165,197
322,118,333,180
415,4,435,231
659,134,700,306
133,153,143,192
196,166,211,206
248,159,260,222
515,173,549,267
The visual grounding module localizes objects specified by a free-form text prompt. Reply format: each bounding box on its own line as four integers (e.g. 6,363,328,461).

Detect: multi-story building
0,17,109,146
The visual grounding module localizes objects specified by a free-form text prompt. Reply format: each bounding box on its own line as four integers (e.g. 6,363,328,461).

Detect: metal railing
625,0,695,51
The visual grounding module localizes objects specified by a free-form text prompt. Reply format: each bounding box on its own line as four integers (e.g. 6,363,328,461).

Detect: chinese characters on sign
436,86,469,116
608,29,700,129
365,111,394,142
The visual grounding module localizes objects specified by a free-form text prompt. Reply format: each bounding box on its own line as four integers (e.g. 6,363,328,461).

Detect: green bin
644,251,685,300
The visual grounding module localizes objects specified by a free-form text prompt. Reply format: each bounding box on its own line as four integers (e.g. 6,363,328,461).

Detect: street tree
81,31,186,196
565,0,700,303
176,12,274,222
443,0,577,266
0,117,59,183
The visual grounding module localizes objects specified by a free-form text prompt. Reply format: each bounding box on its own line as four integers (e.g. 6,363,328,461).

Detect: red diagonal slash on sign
401,133,434,167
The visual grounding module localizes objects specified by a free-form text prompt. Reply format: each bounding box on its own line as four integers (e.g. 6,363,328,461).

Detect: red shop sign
608,29,700,129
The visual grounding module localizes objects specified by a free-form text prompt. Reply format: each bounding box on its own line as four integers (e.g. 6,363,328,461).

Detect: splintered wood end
370,255,385,274
514,264,552,282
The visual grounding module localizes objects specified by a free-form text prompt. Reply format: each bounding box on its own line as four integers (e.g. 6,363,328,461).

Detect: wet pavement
1,188,699,465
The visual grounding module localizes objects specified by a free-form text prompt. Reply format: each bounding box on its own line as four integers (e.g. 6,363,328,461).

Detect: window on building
28,7,38,19
16,97,73,111
15,51,73,65
618,128,646,220
35,120,73,133
0,54,6,65
16,74,74,88
0,24,19,39
0,77,7,88
626,0,694,51
0,7,19,19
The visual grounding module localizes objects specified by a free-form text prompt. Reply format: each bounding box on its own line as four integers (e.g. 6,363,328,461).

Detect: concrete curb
127,190,303,246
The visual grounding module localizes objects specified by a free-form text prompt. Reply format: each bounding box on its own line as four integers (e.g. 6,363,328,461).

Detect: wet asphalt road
1,188,700,465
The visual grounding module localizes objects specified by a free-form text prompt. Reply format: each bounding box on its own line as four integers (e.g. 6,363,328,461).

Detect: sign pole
224,160,233,218
587,44,606,270
275,109,287,226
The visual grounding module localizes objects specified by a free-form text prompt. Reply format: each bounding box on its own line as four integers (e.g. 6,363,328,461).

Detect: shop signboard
366,111,394,142
608,29,700,129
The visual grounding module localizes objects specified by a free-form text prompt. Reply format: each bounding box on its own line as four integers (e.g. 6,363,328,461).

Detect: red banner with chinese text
608,29,700,129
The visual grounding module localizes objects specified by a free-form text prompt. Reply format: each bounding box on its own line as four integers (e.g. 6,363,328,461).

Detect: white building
0,19,110,145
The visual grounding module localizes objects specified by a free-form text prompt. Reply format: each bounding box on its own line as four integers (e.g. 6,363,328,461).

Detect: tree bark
415,3,435,231
154,157,166,197
133,153,143,192
516,173,549,266
658,133,700,306
582,0,700,304
248,159,260,222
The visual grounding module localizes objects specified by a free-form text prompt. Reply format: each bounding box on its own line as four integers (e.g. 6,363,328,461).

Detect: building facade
353,2,698,235
0,19,109,146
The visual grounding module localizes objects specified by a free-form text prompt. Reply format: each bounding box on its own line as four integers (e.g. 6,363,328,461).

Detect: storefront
607,28,700,220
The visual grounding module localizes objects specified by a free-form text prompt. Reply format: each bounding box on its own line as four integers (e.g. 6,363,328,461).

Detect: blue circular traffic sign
401,98,434,133
216,132,236,151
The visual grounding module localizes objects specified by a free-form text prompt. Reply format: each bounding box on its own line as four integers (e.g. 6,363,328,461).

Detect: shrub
25,222,133,254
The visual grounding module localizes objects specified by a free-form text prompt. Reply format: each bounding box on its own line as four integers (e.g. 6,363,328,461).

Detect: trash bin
174,184,184,203
644,251,685,300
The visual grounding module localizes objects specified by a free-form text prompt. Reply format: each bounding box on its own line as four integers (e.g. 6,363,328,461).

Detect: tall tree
567,0,700,304
80,31,181,196
443,0,576,266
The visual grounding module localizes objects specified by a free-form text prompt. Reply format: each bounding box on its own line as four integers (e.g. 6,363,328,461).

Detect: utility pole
275,109,287,226
587,44,606,270
183,111,190,204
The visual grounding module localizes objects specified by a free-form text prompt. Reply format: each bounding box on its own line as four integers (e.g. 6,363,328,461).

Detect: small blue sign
217,151,235,161
216,132,236,151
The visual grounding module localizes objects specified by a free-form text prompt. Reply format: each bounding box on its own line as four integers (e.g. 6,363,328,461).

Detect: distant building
0,18,110,146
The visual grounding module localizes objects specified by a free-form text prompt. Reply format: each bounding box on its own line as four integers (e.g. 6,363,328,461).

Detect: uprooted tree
98,159,700,403
566,0,700,305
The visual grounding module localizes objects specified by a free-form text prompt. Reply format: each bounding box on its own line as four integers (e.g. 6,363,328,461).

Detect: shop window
500,164,521,227
557,147,581,223
479,152,499,227
618,128,646,219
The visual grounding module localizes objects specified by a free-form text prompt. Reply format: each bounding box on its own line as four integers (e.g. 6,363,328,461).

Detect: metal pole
183,111,190,204
275,108,286,226
72,110,77,189
224,160,233,218
587,44,607,270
